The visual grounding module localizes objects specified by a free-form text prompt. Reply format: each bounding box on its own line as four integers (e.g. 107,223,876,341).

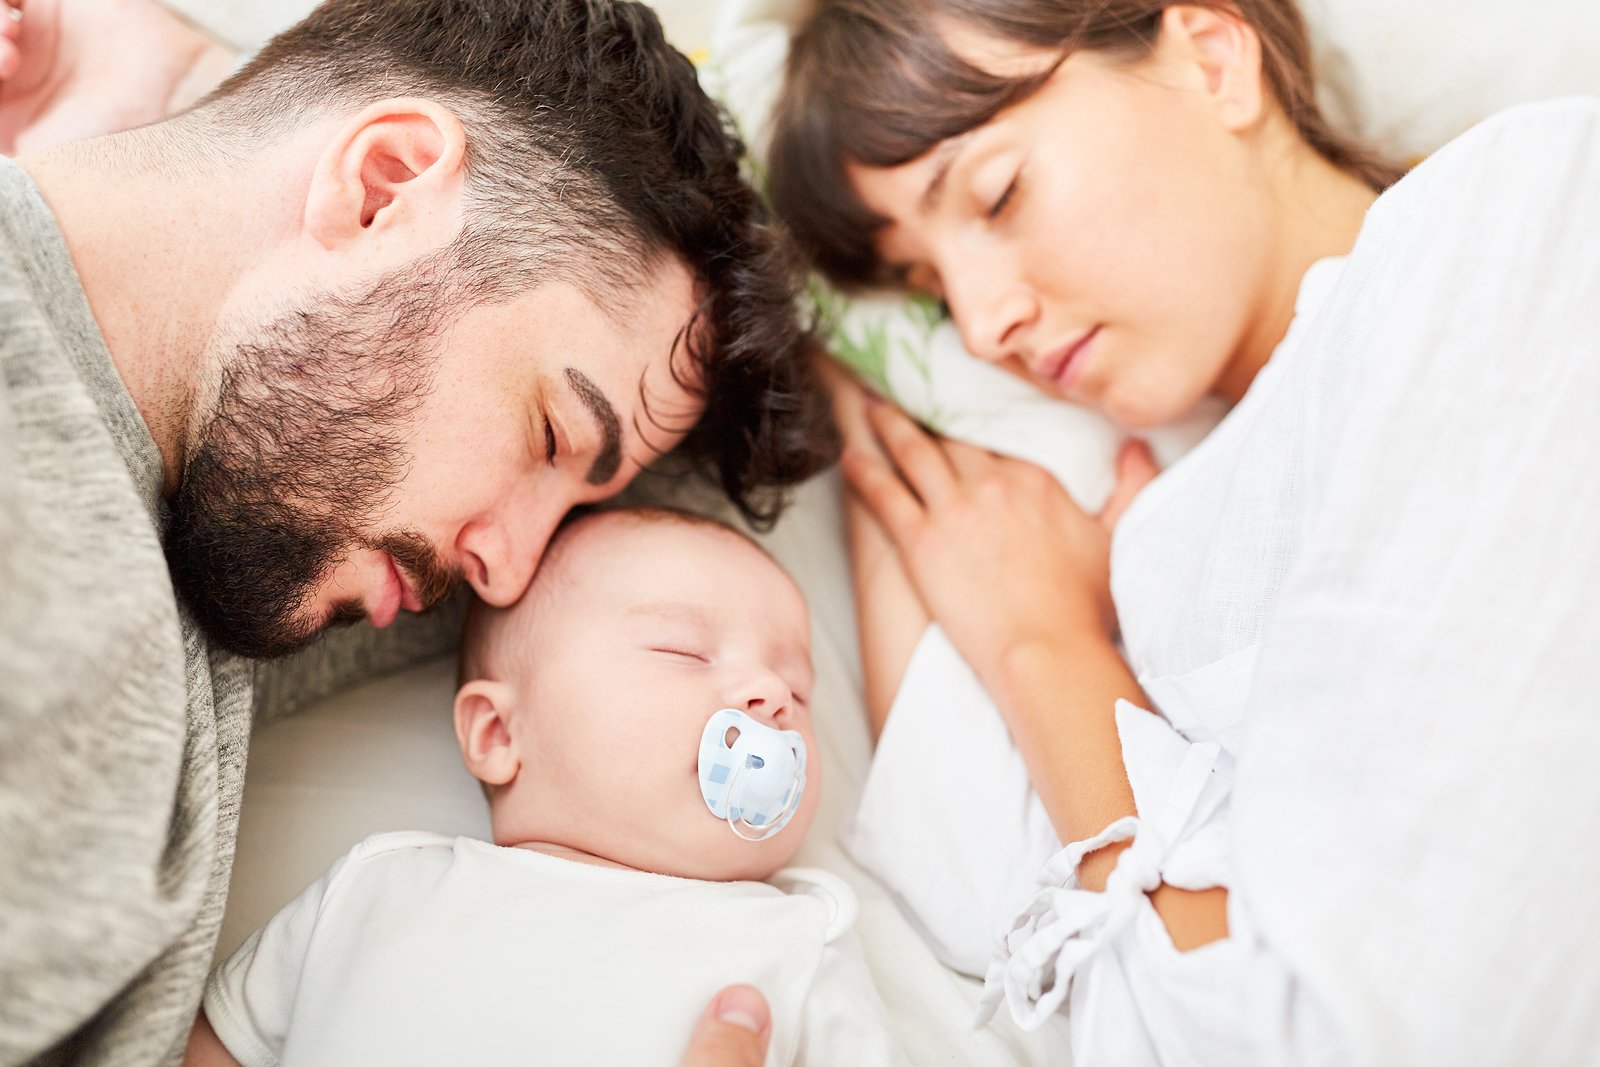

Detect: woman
770,2,1600,1063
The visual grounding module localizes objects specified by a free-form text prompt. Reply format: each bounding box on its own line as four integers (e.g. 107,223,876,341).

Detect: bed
179,0,1600,1063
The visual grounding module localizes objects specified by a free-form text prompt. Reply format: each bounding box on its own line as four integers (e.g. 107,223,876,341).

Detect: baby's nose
741,694,791,727
729,671,793,724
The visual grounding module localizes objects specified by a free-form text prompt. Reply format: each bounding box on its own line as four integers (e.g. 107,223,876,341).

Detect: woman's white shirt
985,97,1600,1065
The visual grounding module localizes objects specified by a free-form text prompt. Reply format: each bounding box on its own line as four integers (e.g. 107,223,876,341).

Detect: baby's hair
458,505,768,687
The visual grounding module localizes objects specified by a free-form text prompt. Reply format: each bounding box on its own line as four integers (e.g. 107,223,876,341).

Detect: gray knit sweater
0,158,460,1066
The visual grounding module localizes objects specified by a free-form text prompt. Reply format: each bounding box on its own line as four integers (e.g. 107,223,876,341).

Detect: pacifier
697,708,807,841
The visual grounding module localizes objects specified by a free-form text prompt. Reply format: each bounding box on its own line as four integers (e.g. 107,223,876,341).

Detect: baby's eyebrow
626,602,706,624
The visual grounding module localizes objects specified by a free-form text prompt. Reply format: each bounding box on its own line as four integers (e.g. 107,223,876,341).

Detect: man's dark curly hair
201,0,836,527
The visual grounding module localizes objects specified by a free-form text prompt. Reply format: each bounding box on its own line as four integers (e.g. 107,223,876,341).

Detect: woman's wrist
994,627,1124,714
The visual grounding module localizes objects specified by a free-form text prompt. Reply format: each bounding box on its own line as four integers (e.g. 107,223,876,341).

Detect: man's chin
183,597,367,661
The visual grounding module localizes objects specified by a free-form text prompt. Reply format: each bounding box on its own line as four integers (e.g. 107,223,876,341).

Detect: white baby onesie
204,832,902,1067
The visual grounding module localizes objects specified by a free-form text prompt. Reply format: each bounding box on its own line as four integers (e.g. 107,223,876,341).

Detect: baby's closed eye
649,646,709,663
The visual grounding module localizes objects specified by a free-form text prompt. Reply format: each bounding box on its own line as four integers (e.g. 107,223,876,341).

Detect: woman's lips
1036,325,1102,395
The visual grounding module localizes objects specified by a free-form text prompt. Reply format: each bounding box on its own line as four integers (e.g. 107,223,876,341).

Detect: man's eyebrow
564,367,622,486
920,134,974,216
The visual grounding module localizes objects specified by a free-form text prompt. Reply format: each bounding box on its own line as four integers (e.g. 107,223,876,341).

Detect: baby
187,508,901,1066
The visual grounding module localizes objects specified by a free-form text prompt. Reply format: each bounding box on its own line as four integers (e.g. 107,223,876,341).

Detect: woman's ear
1161,5,1267,132
453,679,521,788
302,96,468,250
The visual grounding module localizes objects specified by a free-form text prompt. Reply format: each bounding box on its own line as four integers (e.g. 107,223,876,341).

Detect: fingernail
715,986,769,1034
719,1009,762,1033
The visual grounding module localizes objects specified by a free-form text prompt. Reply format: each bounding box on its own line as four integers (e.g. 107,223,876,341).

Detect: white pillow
1304,0,1600,161
165,0,720,54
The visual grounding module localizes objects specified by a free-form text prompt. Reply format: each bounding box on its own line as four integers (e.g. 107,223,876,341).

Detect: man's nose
455,503,562,607
948,259,1039,365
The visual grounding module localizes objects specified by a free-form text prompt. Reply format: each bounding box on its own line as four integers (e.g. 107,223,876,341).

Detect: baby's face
496,516,821,881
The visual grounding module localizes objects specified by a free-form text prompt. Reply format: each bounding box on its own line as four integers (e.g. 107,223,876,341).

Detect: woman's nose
949,263,1039,365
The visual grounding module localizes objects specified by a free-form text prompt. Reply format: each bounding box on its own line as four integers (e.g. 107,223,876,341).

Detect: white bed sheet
217,471,1072,1066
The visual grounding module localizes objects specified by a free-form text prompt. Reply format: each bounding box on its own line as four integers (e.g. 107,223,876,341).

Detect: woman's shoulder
1370,97,1600,229
1303,97,1600,456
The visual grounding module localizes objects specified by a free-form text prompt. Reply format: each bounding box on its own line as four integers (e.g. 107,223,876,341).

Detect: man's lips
392,559,424,613
1034,325,1102,395
370,556,421,628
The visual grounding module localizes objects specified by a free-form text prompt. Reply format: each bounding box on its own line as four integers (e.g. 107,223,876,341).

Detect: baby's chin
491,777,820,882
648,817,813,882
597,805,816,882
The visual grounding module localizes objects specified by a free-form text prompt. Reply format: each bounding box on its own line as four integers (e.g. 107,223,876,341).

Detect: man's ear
1161,5,1267,132
453,679,521,788
303,97,468,250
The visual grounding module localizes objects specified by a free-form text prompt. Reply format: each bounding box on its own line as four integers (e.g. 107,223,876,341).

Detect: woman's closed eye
986,170,1022,221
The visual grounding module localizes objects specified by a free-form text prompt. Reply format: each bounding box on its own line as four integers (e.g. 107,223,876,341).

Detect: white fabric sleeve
202,853,352,1067
840,624,1062,977
1230,98,1600,1064
977,703,1342,1067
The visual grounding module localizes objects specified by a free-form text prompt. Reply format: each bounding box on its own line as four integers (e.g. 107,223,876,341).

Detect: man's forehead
571,261,704,402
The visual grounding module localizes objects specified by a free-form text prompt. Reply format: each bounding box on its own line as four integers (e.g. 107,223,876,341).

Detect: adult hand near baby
0,0,236,156
842,394,1158,689
680,985,772,1067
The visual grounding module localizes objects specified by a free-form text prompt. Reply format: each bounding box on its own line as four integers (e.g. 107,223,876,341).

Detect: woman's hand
841,396,1158,688
0,0,236,156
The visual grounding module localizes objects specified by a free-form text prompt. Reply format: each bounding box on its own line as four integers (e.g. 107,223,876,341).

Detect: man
0,0,833,1062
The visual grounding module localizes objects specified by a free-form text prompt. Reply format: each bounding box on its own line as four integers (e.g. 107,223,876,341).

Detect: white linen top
205,832,902,1067
981,97,1600,1065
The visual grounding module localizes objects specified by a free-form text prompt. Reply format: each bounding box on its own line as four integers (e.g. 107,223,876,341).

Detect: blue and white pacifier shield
698,708,807,841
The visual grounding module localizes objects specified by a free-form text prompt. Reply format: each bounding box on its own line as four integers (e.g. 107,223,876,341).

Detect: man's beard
164,268,463,660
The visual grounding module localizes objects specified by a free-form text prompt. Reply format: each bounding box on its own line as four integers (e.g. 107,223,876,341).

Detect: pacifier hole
749,755,765,770
723,726,740,748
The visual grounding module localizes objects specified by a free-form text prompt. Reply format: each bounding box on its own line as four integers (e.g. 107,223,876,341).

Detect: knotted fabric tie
975,738,1221,1031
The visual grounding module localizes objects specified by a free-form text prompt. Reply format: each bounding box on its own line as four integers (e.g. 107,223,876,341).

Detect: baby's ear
453,680,521,788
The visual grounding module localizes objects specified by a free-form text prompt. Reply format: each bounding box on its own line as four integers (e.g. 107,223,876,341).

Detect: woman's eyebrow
563,367,622,485
920,133,975,216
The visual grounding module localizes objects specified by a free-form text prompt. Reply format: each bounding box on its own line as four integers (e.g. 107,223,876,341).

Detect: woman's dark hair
204,0,836,527
768,0,1404,291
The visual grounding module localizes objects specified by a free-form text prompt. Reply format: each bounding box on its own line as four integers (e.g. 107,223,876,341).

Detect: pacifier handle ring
725,755,802,842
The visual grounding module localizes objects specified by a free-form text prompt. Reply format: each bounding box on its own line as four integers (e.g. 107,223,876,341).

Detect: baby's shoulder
321,830,473,893
344,829,461,866
348,829,459,856
765,867,859,945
